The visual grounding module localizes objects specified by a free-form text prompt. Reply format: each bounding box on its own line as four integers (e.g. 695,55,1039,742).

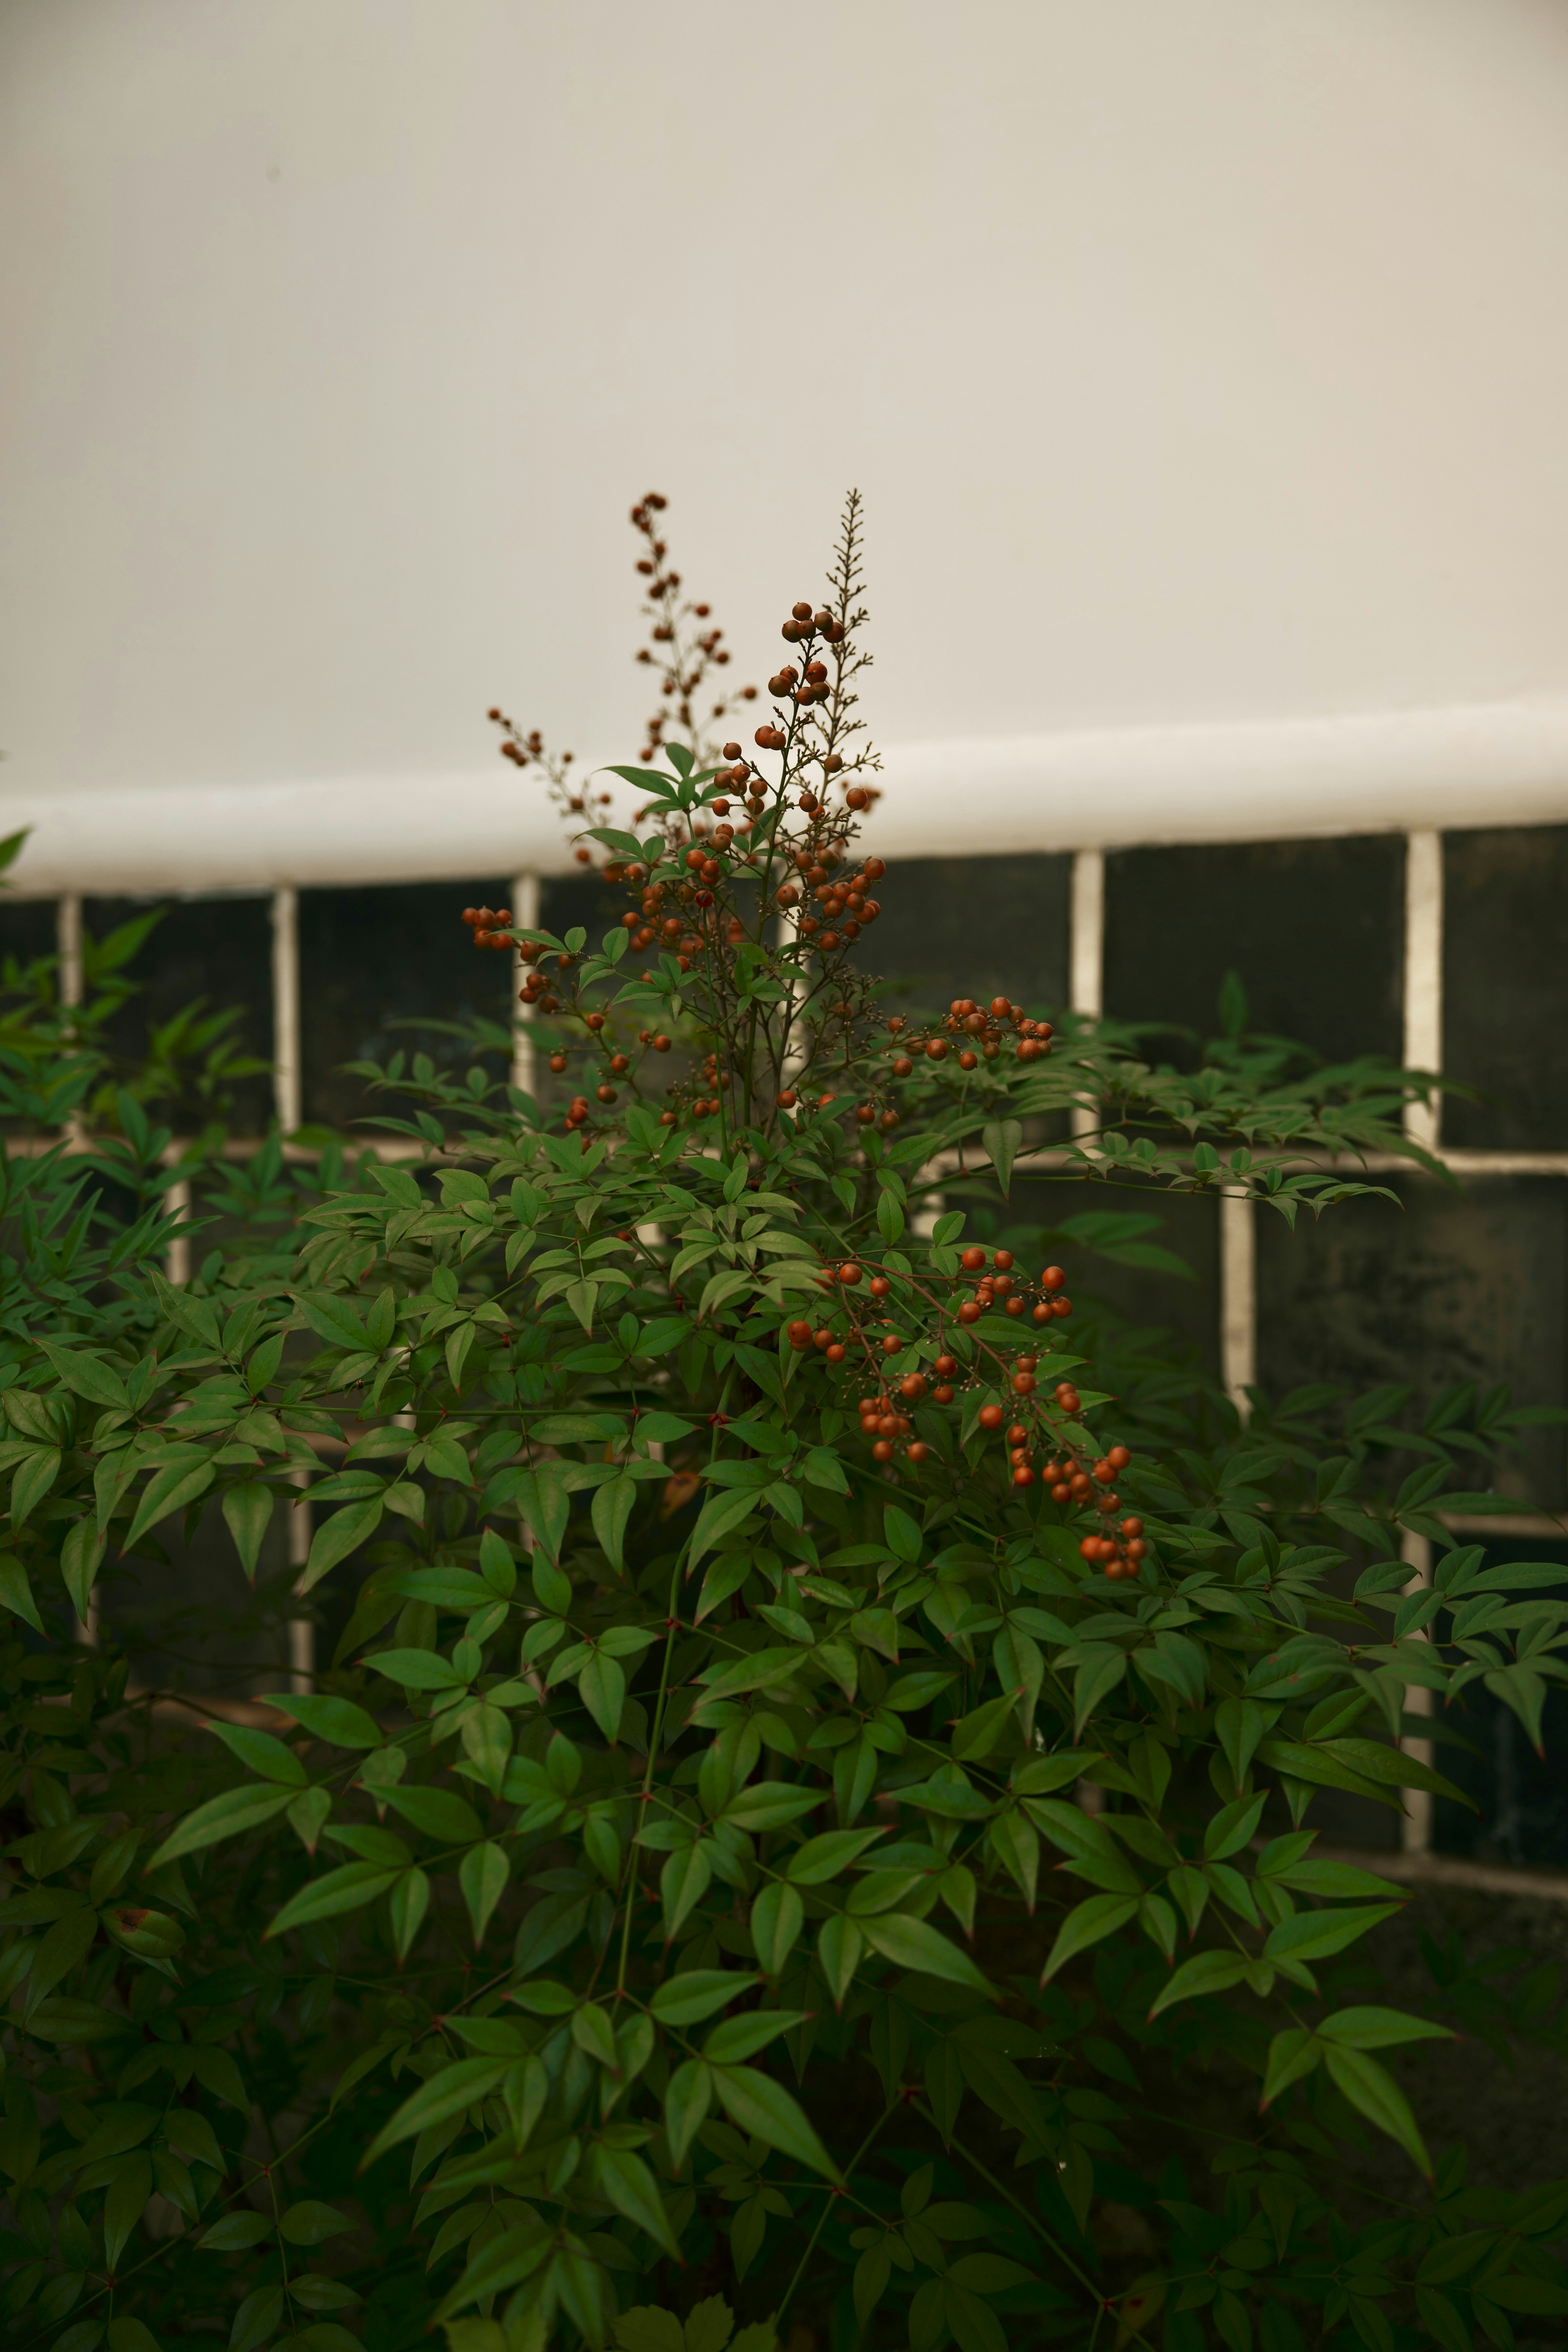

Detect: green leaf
722,1783,821,1833
11,1448,61,1530
222,1481,276,1580
661,1842,713,1940
434,2225,551,2323
982,1118,1024,1198
377,1786,484,1844
1319,2006,1455,2050
861,1913,994,1996
1260,2027,1323,2107
593,2144,680,2256
266,1862,401,1938
1040,1894,1140,1984
786,1829,886,1884
688,1486,761,1569
389,1867,430,1961
60,1515,106,1619
710,2064,838,2178
649,1973,756,2026
1074,1646,1127,1737
1322,2044,1432,2176
125,1455,213,1550
612,2310,686,2352
459,1842,510,1946
205,1720,307,1785
751,1882,804,1976
1414,2287,1472,2352
1145,1949,1251,2020
949,1691,1017,1764
1487,2277,1568,2317
0,1551,44,1635
300,1495,384,1593
260,1692,385,1748
294,1292,370,1351
200,2211,275,2251
591,1473,637,1570
579,1650,627,1744
368,1648,468,1690
1264,1904,1403,1966
817,1913,864,2008
148,1783,296,1869
38,1343,130,1408
704,2010,808,2064
363,2056,514,2165
664,2058,713,2170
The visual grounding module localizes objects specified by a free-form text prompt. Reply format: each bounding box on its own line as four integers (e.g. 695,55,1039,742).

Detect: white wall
3,0,1568,880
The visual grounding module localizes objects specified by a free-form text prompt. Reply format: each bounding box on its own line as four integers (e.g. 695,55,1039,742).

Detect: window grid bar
1403,828,1443,1152
1069,849,1102,1144
271,886,301,1134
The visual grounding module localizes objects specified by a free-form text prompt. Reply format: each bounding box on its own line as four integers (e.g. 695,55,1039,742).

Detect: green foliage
0,505,1564,2352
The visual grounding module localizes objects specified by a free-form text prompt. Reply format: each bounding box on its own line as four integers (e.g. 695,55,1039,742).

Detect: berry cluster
459,904,514,949
784,1252,1147,1578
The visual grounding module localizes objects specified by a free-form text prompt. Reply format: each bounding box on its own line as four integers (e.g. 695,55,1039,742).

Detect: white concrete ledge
4,694,1568,896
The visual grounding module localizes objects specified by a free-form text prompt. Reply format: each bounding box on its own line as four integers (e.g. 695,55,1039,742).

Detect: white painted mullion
56,894,84,1009
164,1176,192,1286
1220,1193,1256,1422
1069,849,1103,1143
1403,829,1442,1152
510,871,541,1098
271,886,302,1133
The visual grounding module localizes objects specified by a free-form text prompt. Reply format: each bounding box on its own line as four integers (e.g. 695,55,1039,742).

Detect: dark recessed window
299,881,513,1130
1256,1175,1567,1506
1443,826,1568,1150
0,898,59,975
85,894,274,1135
850,855,1071,1020
1105,837,1405,1067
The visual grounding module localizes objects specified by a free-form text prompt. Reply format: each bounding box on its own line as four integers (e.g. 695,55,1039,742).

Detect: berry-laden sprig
784,1250,1147,1580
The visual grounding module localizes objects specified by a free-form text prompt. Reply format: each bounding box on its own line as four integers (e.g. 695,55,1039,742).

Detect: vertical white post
271,886,302,1134
1403,830,1442,1153
288,1470,314,1693
56,895,84,1009
1220,1192,1256,1423
1399,1528,1435,1857
510,871,540,1100
165,1175,192,1287
1069,850,1104,1143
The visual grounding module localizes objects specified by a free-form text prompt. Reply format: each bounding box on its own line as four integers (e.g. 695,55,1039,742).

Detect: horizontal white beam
4,694,1568,896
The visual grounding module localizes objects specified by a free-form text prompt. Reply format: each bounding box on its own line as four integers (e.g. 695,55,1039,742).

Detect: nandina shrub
1,498,1566,2352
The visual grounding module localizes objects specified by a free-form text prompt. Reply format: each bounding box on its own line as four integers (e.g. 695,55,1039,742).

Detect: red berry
978,1403,1004,1430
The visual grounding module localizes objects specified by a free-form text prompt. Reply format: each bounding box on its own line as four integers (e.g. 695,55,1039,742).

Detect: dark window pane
849,855,1071,1019
299,880,512,1129
1442,826,1568,1150
0,898,58,974
1105,837,1405,1067
86,894,274,1135
541,874,622,942
1432,1540,1568,1869
1256,1176,1567,1506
